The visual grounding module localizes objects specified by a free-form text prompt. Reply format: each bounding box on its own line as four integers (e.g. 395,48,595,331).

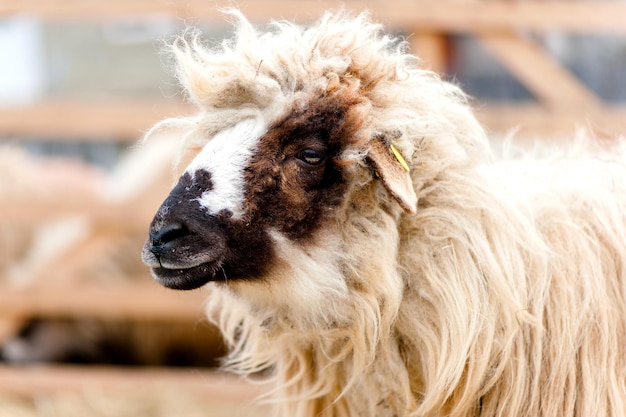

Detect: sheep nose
149,222,187,249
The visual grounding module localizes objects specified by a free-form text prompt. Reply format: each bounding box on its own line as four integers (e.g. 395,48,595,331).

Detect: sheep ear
366,138,418,215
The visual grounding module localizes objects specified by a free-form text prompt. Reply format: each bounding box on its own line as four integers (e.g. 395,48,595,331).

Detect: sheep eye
297,149,326,166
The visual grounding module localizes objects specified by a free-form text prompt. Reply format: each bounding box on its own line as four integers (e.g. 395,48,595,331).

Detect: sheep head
139,8,489,329
142,81,416,291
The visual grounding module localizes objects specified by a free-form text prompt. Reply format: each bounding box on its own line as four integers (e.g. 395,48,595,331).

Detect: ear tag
366,139,418,215
390,144,410,172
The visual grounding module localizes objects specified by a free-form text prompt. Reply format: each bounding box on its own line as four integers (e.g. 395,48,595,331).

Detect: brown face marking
242,85,369,241
144,83,370,289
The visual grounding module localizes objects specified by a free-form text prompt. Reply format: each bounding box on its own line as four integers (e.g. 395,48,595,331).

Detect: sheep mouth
150,262,224,290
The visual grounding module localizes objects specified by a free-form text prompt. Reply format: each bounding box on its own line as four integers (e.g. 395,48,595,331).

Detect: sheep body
143,10,626,417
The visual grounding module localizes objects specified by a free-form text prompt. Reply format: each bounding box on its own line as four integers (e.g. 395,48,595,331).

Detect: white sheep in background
142,9,626,417
0,144,223,367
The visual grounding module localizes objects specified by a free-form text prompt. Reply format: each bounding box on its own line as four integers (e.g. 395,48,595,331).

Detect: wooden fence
0,0,624,404
1,0,626,140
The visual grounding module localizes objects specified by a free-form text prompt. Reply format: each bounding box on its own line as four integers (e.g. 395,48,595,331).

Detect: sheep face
143,86,373,290
143,81,417,295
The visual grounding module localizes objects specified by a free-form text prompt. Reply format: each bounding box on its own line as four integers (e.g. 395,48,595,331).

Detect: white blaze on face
185,118,267,219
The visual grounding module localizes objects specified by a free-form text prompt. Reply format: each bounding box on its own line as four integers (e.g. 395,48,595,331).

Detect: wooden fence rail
0,284,206,320
2,0,626,34
0,100,194,142
0,364,267,405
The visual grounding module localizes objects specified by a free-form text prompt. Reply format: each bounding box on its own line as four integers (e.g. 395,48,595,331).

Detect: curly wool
157,9,626,417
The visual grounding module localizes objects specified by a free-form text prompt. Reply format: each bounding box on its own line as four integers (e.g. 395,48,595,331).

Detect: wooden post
477,32,602,111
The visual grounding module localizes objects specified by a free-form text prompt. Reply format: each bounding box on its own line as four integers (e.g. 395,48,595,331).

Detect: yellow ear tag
390,144,410,172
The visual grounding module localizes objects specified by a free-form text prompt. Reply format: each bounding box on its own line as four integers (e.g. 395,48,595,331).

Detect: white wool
186,117,267,218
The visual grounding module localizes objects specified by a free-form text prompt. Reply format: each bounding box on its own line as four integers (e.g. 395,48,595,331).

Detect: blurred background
1,1,625,416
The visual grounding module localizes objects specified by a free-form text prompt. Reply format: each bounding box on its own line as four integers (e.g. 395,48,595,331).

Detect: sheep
141,9,626,417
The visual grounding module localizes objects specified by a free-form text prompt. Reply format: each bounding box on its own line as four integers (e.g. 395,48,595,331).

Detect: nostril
150,222,188,247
